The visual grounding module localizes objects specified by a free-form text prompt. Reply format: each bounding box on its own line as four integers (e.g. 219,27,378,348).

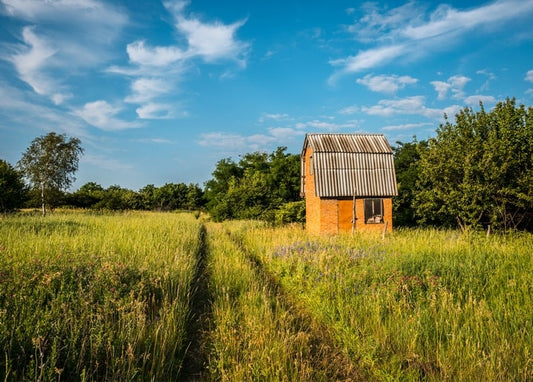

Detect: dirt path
180,224,361,381
180,225,212,381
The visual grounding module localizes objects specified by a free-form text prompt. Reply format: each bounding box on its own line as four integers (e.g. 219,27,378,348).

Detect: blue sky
1,0,532,191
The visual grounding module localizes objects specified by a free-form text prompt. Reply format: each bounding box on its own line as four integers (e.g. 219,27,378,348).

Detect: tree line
1,98,531,231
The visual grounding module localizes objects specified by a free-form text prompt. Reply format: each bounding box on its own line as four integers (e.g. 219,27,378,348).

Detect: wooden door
338,199,355,233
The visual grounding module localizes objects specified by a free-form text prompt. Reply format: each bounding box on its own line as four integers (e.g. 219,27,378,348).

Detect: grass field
0,211,531,381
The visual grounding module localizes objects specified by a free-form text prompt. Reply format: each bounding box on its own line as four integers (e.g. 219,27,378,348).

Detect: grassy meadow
0,211,531,381
0,211,202,381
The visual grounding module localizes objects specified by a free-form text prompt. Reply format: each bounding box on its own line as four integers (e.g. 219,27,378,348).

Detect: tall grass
235,224,533,381
204,222,356,381
0,211,201,381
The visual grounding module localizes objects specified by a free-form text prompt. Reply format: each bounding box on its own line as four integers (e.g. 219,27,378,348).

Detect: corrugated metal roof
302,134,398,198
302,133,393,154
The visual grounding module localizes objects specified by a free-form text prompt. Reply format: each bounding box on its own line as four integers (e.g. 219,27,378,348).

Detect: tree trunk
41,181,46,216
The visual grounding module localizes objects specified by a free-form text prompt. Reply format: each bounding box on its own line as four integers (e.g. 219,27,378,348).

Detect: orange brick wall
353,198,393,233
320,199,338,234
303,147,393,234
304,147,321,234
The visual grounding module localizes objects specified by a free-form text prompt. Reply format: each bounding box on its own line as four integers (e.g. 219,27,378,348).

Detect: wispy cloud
430,75,470,100
338,105,359,115
258,113,291,122
331,0,533,81
362,96,461,119
464,95,496,106
73,101,140,131
126,41,186,68
174,15,249,66
199,113,358,152
0,82,87,137
526,69,533,83
8,26,70,104
111,0,249,119
301,120,358,131
198,127,305,152
356,73,417,94
136,103,180,120
1,0,127,104
136,138,174,144
381,122,433,131
125,78,173,104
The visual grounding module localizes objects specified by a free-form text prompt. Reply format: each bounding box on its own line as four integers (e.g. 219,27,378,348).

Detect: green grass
204,223,325,381
235,224,533,381
1,211,531,381
0,211,201,381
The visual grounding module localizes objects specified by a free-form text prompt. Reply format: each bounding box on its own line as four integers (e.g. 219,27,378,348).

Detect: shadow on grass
180,224,213,381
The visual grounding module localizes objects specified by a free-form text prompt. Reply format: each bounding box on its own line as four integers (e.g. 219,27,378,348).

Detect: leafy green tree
0,159,26,213
155,183,188,210
204,158,243,213
95,185,140,210
267,147,301,204
139,184,157,210
205,147,301,222
392,139,428,226
186,184,205,210
416,99,532,231
17,132,83,215
274,200,305,225
68,182,105,208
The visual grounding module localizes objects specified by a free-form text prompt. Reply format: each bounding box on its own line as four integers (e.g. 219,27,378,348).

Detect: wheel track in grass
180,224,212,381
180,224,361,381
225,229,362,381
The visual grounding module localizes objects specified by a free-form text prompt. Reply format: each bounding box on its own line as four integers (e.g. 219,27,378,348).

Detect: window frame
364,198,384,224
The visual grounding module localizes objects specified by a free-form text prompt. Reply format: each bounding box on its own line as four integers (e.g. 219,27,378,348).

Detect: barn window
364,198,383,224
309,155,314,175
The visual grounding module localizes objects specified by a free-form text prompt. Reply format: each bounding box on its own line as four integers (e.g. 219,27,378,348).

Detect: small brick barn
301,133,398,234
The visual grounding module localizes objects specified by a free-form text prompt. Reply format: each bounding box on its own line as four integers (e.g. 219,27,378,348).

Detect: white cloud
362,96,461,119
363,96,426,116
381,122,433,131
356,74,417,94
331,0,533,80
525,70,533,83
259,113,290,122
73,100,140,130
136,103,177,119
402,1,533,41
339,105,359,115
136,138,174,144
125,78,173,104
329,45,406,81
267,127,305,140
477,69,496,80
464,95,496,106
431,81,451,101
304,120,358,131
2,0,127,103
0,82,87,137
110,0,249,118
8,27,71,104
430,75,470,100
197,127,304,152
159,0,249,66
175,16,249,65
197,132,247,150
126,41,186,67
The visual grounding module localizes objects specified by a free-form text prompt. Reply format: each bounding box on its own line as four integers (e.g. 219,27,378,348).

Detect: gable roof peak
303,133,393,154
